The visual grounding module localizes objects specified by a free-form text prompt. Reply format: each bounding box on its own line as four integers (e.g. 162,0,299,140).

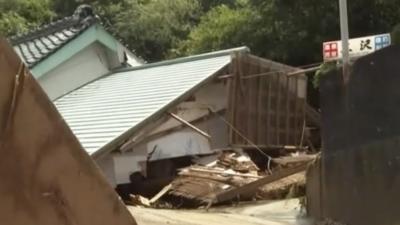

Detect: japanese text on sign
323,33,391,61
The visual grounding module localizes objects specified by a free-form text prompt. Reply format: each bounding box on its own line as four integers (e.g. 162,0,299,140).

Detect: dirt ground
128,198,313,225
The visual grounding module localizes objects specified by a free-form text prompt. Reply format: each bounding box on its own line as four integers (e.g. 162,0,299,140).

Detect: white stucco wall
150,81,227,135
147,130,213,161
39,43,110,100
112,148,147,184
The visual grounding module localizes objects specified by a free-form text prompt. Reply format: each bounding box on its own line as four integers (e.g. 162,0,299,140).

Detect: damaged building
7,5,318,204
53,46,310,200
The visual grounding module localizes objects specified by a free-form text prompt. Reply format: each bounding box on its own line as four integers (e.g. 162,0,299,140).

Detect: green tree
198,0,236,11
178,2,260,56
181,0,400,66
51,0,79,16
111,0,202,62
0,0,55,36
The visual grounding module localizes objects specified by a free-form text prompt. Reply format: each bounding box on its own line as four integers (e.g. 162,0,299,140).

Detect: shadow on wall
308,45,400,225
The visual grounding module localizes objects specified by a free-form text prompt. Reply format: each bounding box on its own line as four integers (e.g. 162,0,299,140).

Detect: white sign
323,33,391,61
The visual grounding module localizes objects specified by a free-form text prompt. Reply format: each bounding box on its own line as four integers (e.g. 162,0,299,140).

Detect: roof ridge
10,4,99,45
113,46,250,73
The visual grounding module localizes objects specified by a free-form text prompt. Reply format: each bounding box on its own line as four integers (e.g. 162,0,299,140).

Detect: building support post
339,0,350,84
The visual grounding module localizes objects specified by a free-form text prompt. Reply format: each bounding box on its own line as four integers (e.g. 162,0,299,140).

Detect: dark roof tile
10,5,99,68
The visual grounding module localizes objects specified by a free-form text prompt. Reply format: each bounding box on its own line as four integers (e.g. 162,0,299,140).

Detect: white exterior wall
150,81,227,134
112,148,147,184
109,81,229,184
147,130,213,161
39,43,110,100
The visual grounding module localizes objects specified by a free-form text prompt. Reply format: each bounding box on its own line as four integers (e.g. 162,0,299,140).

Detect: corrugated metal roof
10,5,98,68
54,48,246,156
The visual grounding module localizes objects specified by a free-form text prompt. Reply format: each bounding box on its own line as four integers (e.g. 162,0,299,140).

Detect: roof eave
114,46,249,74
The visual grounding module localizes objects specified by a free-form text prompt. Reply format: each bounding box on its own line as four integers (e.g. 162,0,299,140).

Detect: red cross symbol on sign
323,42,338,59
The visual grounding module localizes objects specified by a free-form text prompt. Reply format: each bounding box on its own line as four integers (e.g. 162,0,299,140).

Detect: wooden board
227,54,307,148
213,163,308,204
0,38,137,225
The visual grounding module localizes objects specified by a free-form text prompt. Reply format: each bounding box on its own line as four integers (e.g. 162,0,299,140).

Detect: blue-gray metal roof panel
55,54,232,155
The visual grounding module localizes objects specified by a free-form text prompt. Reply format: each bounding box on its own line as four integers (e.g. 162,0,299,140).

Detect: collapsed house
53,46,310,199
7,6,316,203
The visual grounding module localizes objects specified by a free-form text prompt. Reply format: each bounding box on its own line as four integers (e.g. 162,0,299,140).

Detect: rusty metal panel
228,53,307,148
0,38,136,225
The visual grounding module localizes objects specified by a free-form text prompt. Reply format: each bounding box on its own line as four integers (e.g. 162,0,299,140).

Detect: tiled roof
54,47,248,157
10,5,98,68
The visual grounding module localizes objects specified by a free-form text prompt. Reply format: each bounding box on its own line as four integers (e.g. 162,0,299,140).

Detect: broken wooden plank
258,172,306,200
170,177,229,202
233,144,308,152
184,167,262,179
272,155,317,167
168,112,211,139
130,194,151,207
287,66,319,77
149,184,172,204
213,163,309,204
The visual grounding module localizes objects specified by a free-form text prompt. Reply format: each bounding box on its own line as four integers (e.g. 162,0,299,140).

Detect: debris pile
128,149,315,208
168,151,260,205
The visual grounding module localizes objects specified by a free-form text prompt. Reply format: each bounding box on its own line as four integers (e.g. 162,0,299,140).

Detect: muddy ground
129,198,313,225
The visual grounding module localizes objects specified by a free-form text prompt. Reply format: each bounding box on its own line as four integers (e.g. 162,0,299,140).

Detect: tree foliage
177,3,259,56
0,0,54,36
3,0,400,65
110,0,202,61
180,0,400,66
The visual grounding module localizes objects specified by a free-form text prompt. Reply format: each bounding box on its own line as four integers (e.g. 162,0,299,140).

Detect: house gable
31,24,126,78
10,5,142,79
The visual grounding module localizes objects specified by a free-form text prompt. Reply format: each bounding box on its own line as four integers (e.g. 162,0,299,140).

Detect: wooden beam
287,66,319,76
218,66,320,80
228,54,239,145
149,184,172,204
242,71,284,80
256,62,264,145
168,112,211,139
276,74,282,145
285,78,291,144
181,167,262,179
128,109,225,150
272,155,317,166
120,113,170,152
294,78,300,144
266,75,272,145
218,74,234,79
232,144,307,152
213,163,308,204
